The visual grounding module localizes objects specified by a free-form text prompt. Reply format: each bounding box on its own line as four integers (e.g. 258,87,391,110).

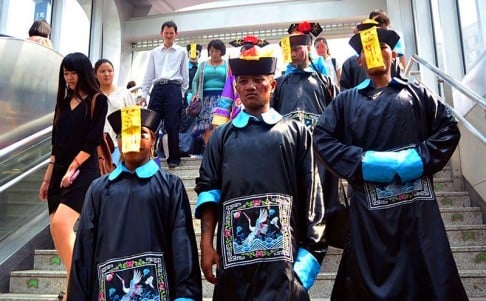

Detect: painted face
95,62,114,86
161,26,177,46
235,75,276,113
63,68,78,90
315,40,327,56
358,42,396,75
118,127,154,164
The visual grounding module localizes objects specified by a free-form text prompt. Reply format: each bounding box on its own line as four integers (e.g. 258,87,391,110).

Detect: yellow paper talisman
360,27,384,69
280,37,291,64
189,43,197,60
121,106,141,153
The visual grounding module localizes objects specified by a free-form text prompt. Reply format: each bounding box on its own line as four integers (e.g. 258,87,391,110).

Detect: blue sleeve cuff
194,189,221,218
186,92,193,105
293,247,320,290
396,148,423,183
174,298,195,301
362,150,400,183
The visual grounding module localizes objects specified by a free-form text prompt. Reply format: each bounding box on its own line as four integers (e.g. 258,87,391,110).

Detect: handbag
325,179,350,249
90,93,115,175
186,96,202,117
186,62,205,117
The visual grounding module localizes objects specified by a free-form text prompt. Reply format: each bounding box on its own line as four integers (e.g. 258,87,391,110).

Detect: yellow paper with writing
121,106,141,153
280,37,291,64
189,43,197,60
360,27,384,69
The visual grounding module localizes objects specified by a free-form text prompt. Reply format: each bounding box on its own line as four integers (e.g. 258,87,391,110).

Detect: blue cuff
174,298,195,301
194,189,221,218
362,150,399,183
396,148,423,183
293,248,320,290
186,92,193,105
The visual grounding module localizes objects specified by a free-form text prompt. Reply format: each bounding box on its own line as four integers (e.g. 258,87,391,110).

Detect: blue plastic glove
186,92,193,105
396,148,423,183
362,151,399,183
293,248,320,290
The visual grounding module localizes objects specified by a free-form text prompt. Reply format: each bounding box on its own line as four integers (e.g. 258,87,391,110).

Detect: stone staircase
1,157,485,300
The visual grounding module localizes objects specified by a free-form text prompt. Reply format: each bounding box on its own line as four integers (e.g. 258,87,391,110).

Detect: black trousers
148,82,182,164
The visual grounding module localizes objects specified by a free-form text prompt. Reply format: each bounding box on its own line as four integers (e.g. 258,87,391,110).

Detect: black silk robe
68,165,202,301
272,68,341,244
313,78,468,301
196,116,326,301
272,68,337,129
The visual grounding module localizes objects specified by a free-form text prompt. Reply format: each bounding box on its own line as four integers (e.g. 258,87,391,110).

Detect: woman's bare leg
49,204,79,300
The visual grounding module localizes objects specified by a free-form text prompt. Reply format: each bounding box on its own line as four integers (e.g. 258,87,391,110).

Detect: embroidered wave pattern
283,111,320,129
97,252,169,301
364,177,435,210
221,193,293,269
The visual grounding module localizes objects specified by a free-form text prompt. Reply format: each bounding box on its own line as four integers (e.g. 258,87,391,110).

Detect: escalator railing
0,37,61,263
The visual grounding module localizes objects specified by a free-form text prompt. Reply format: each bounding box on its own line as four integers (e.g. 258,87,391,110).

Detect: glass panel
457,0,485,72
0,167,48,242
1,0,49,38
430,0,445,71
56,0,92,55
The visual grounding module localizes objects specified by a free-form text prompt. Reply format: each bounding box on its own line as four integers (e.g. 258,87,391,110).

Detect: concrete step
31,244,486,276
446,224,486,246
191,224,486,248
433,177,464,192
305,270,486,298
186,190,472,209
9,268,485,298
9,270,65,295
159,157,202,169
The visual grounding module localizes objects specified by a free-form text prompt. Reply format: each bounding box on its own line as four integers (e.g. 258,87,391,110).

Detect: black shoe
58,291,65,301
168,162,179,169
180,151,190,157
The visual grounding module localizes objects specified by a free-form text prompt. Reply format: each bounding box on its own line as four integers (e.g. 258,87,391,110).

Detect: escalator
0,37,63,275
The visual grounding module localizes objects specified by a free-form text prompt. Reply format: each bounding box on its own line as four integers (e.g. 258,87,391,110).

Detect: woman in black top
38,52,108,300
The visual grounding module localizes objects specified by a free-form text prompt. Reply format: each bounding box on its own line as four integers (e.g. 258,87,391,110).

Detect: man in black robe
272,21,340,246
340,19,401,91
313,25,468,300
272,21,337,128
68,107,202,301
195,43,326,300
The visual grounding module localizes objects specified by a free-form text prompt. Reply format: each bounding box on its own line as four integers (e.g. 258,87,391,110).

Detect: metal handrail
0,126,52,160
0,126,52,192
0,158,50,193
405,54,486,145
405,54,486,110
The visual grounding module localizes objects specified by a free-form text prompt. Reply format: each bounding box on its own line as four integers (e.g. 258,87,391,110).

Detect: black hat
186,43,202,52
355,19,380,31
229,35,276,76
287,21,322,46
108,107,161,135
229,57,277,76
229,35,269,48
349,26,400,54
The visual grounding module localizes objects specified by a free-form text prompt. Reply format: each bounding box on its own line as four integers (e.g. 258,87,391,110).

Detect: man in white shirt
140,20,189,168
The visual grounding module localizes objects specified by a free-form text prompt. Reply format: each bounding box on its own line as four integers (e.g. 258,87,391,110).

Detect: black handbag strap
89,92,100,119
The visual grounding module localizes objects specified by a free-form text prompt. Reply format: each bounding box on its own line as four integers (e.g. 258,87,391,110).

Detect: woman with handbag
38,52,108,301
94,58,136,165
190,39,229,146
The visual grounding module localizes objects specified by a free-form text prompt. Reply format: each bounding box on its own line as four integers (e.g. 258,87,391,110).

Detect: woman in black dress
38,52,107,300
